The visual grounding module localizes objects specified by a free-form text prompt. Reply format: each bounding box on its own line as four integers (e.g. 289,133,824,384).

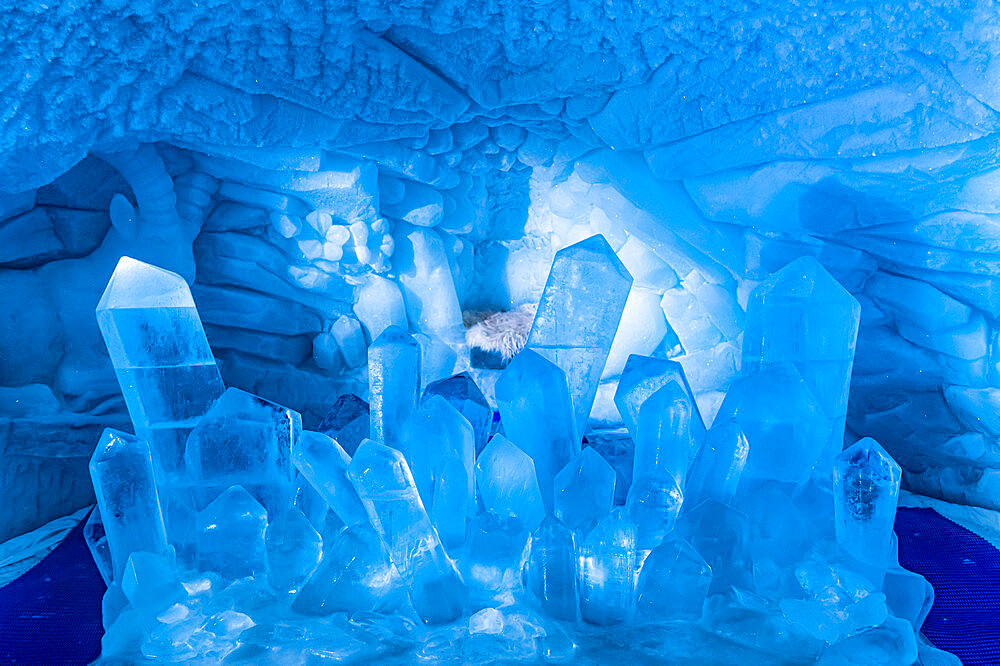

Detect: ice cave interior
2,1,1000,663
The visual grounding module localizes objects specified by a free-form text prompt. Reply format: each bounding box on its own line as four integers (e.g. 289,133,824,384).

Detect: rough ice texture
3,0,1000,540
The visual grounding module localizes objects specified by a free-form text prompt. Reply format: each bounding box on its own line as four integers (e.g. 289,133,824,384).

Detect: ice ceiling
2,0,1000,541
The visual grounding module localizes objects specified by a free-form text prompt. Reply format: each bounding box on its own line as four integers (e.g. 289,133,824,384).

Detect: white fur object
465,303,537,362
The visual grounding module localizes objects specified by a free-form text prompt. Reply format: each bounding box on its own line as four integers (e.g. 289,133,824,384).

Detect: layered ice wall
2,0,1000,539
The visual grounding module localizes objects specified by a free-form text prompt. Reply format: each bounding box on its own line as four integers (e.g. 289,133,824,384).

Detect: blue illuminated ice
526,234,633,437
89,428,168,581
96,257,225,474
495,350,577,511
475,434,545,532
833,437,901,582
184,387,300,514
84,245,937,663
553,447,615,534
368,326,421,452
348,440,466,624
743,257,861,471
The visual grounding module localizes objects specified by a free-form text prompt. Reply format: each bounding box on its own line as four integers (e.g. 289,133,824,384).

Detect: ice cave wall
2,0,1000,540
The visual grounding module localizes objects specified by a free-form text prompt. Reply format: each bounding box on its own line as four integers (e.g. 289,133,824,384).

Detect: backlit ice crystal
84,248,938,664
96,257,225,474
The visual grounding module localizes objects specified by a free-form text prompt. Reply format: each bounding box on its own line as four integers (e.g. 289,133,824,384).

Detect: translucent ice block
833,437,902,579
89,428,168,581
423,373,493,456
196,484,268,580
368,326,421,452
526,234,633,436
553,447,615,533
348,440,466,624
96,256,225,474
292,430,369,527
316,393,369,456
614,354,707,445
495,350,577,511
524,516,579,621
184,387,300,514
636,538,712,621
743,257,861,470
475,434,546,533
577,509,637,625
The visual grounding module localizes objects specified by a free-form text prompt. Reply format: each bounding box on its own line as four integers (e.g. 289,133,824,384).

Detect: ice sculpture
526,234,633,436
85,233,944,662
96,257,225,474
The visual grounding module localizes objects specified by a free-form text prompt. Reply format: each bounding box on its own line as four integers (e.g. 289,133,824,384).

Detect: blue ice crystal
84,248,940,663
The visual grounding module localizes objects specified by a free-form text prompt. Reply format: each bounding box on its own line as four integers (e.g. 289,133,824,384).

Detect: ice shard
614,355,707,445
291,430,369,527
316,393,369,456
714,365,831,487
196,484,268,580
674,500,752,594
494,350,577,511
553,447,616,533
636,538,712,621
184,387,300,514
684,416,749,506
632,381,700,484
348,440,466,624
84,508,113,586
423,373,493,455
742,257,861,469
577,508,637,625
89,428,168,581
833,437,901,578
96,256,225,474
265,508,323,593
368,326,421,452
523,516,579,621
292,523,403,616
526,234,633,437
398,395,475,538
475,434,546,532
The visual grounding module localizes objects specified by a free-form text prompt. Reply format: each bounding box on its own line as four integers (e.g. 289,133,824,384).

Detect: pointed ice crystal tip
97,256,195,312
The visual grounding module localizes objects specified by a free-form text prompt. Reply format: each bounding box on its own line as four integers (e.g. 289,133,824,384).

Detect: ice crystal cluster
86,245,951,664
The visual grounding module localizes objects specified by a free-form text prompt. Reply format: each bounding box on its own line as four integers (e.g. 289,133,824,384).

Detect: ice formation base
85,249,955,664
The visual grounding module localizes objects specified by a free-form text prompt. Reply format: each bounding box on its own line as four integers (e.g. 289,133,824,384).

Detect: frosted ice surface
96,256,225,474
526,235,633,436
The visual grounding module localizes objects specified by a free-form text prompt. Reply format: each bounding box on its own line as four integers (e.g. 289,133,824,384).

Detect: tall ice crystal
96,256,225,474
526,234,633,437
348,440,466,624
743,257,861,469
89,428,168,581
368,326,421,452
834,437,902,580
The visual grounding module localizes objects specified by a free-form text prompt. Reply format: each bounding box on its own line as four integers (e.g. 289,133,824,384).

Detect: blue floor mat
0,507,994,664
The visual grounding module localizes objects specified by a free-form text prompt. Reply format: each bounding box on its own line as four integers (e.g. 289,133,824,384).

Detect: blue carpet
0,507,994,664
